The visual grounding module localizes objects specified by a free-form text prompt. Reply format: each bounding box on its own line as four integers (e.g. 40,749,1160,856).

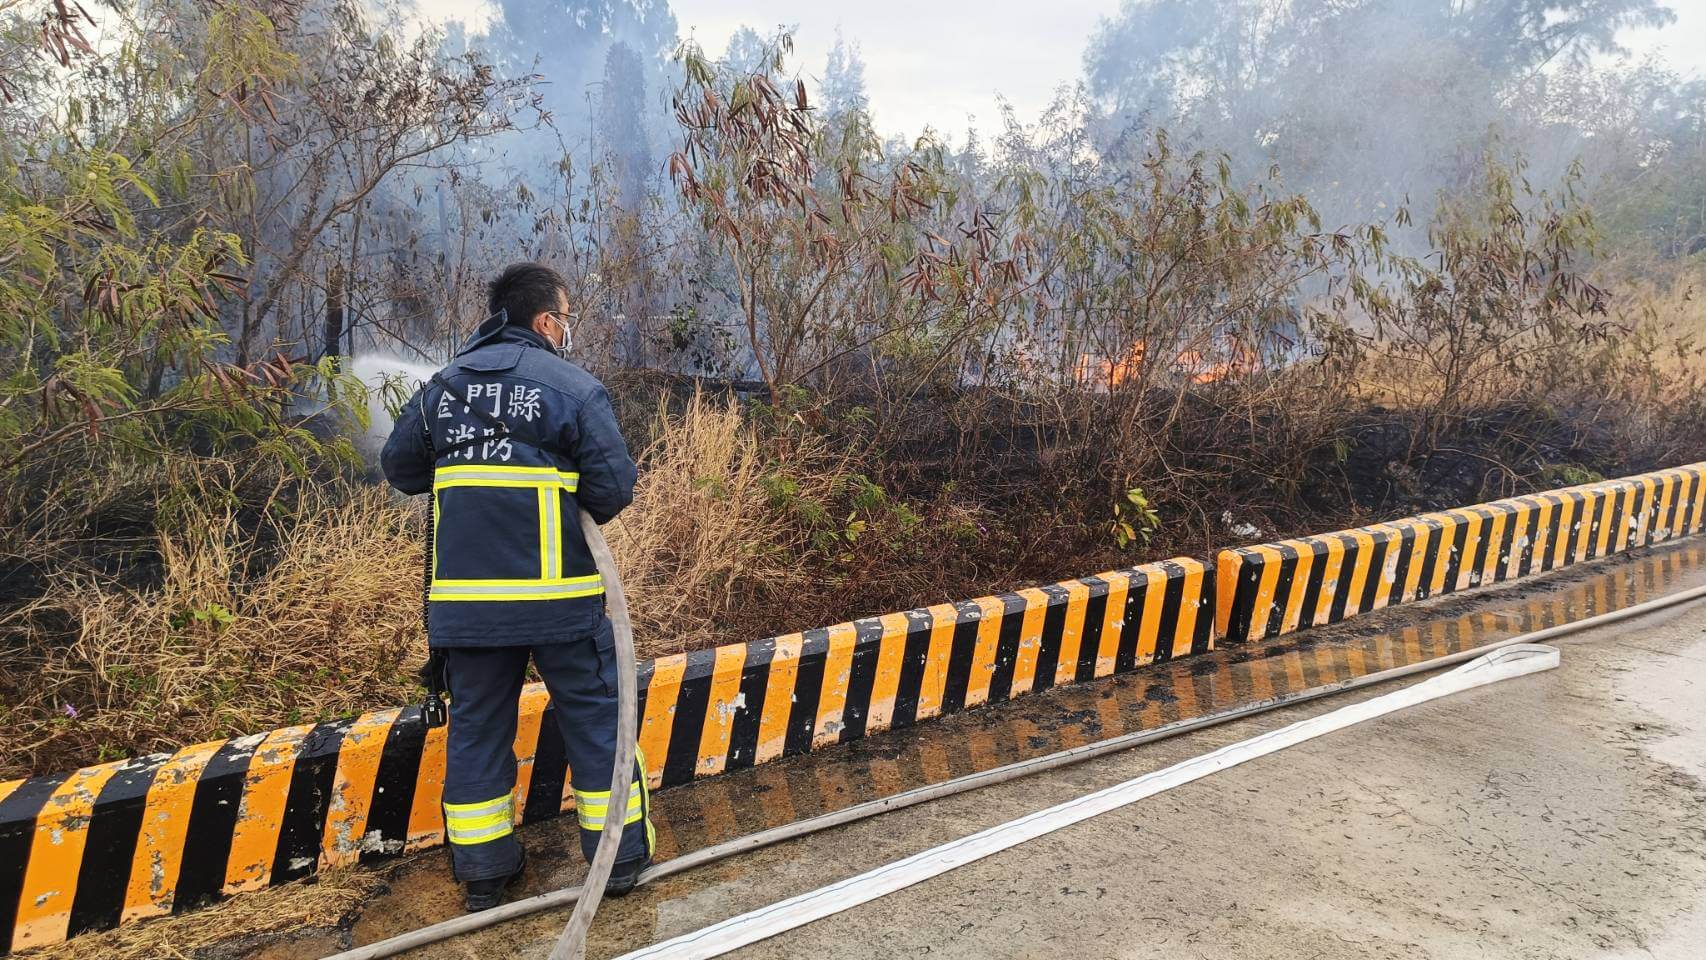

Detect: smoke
349,354,441,461
327,0,1693,394
1080,0,1679,243
425,1,678,194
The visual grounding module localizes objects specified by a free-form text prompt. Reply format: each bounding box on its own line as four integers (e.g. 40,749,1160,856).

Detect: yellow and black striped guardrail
1214,464,1706,645
0,560,1214,952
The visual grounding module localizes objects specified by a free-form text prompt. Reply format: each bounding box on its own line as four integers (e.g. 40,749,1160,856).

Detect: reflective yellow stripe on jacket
430,465,603,602
431,577,604,601
433,464,582,489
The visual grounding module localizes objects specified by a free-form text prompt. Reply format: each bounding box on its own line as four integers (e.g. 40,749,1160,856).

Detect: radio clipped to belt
419,488,450,728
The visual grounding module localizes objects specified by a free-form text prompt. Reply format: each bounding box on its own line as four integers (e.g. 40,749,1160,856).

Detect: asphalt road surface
591,605,1705,959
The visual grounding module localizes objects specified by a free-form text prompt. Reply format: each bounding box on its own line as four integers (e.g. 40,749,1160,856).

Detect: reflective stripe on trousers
444,794,516,846
441,641,655,874
574,750,656,857
574,784,645,828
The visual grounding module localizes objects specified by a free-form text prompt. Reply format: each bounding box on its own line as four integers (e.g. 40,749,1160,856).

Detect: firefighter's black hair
487,262,568,327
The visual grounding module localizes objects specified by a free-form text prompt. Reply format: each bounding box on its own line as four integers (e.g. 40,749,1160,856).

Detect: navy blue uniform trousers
441,618,654,881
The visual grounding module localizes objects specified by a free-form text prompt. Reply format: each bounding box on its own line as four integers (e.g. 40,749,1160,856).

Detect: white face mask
541,311,574,360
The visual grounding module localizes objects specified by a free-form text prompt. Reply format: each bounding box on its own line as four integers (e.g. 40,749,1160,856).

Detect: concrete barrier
1215,463,1706,644
0,558,1214,951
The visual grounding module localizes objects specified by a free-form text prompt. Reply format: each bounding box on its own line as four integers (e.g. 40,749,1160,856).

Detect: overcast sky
675,0,1706,141
421,0,1706,143
666,0,1121,140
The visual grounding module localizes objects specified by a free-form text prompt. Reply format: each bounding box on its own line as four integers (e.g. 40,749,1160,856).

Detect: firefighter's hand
417,650,449,693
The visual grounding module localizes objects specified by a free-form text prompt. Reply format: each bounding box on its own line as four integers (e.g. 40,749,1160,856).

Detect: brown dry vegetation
0,478,422,777
13,323,1705,782
15,867,384,960
7,268,1706,780
605,391,833,656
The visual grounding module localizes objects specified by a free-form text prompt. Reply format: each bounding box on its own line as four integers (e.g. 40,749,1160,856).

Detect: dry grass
0,479,425,779
1613,264,1706,373
14,867,386,960
9,330,1706,781
608,390,836,659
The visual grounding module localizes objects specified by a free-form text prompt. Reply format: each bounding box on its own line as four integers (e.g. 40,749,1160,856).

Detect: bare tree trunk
236,123,259,368
438,182,458,342
322,263,346,368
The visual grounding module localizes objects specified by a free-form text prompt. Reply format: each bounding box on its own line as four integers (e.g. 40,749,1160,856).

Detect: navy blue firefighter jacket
381,315,637,647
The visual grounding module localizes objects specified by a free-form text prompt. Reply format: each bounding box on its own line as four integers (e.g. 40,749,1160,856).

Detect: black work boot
463,849,526,912
604,854,652,898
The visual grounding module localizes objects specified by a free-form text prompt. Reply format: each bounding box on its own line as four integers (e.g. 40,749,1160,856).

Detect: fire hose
325,574,1706,960
549,509,639,960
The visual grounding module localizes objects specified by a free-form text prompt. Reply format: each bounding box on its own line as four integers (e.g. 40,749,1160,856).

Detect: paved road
562,588,1706,959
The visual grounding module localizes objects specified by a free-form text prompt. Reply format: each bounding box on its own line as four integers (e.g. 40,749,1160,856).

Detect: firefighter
381,262,654,912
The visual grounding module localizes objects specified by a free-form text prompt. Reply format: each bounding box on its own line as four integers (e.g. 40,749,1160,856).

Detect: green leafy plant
1539,463,1604,488
169,603,235,632
1110,486,1161,549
